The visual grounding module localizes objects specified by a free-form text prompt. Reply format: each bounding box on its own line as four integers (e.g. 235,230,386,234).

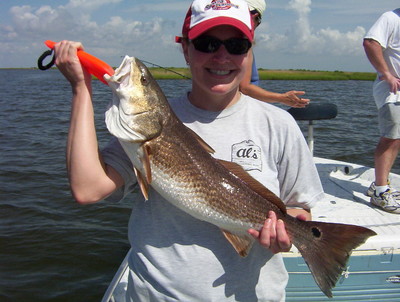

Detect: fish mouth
105,56,148,142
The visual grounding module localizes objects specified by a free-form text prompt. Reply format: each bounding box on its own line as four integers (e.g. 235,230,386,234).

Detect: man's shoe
366,182,376,197
370,189,400,214
366,181,400,197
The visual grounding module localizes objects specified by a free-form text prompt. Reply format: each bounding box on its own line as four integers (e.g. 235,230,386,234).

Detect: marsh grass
148,67,191,80
147,67,376,81
258,69,376,81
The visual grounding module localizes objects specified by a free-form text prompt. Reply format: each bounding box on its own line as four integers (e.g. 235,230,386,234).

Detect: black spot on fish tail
311,227,321,238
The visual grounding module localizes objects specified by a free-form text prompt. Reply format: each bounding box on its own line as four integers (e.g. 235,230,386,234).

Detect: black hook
37,49,55,70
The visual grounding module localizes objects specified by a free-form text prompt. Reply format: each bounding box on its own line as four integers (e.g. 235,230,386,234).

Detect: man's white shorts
378,103,400,139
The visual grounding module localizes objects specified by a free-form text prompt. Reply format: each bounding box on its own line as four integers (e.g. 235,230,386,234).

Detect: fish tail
291,220,376,297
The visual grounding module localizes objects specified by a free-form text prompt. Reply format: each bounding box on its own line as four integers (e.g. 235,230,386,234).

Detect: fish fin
218,160,287,214
133,167,149,200
222,230,254,257
141,144,152,185
292,220,377,298
185,126,215,154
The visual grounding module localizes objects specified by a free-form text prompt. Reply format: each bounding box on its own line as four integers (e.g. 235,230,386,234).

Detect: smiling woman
49,0,324,300
175,0,254,110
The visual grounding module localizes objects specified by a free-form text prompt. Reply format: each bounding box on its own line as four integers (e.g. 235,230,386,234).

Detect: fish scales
146,119,275,230
105,56,377,298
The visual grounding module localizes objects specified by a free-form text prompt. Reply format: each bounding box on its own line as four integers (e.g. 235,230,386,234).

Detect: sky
0,0,399,72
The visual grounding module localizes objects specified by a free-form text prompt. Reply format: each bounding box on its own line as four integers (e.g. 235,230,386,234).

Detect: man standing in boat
363,8,400,214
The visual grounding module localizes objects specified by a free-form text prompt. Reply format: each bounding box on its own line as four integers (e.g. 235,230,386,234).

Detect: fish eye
140,67,150,86
141,75,149,86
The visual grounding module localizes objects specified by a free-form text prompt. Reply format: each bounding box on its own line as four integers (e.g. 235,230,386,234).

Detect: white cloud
256,0,366,57
126,2,188,13
287,0,311,15
6,5,76,41
10,5,58,33
0,2,178,66
318,26,366,56
65,0,122,11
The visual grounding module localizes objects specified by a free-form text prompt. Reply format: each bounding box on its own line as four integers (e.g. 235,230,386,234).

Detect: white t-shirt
365,9,400,109
102,93,324,302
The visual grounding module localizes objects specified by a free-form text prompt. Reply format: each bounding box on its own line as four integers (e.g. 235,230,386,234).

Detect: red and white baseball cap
178,0,254,42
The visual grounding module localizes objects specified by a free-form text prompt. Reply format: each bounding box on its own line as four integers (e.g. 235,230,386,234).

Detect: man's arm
363,38,400,93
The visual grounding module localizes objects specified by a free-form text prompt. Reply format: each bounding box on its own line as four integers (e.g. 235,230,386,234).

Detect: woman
54,0,323,300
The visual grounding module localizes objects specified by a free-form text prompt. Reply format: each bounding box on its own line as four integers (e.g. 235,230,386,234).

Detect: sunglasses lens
225,38,252,55
192,36,221,53
192,36,251,55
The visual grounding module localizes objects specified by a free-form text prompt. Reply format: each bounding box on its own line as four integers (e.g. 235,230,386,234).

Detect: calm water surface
0,69,398,301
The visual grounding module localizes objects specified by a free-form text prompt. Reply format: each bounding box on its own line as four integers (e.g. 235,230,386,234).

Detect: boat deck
299,157,399,250
284,157,400,301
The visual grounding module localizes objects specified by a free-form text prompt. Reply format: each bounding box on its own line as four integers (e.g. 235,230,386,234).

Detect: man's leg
374,137,400,186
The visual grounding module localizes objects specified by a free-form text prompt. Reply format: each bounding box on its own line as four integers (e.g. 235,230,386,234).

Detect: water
0,69,398,302
259,80,387,169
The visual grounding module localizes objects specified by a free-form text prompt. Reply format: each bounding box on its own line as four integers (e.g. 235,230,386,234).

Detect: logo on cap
205,0,239,11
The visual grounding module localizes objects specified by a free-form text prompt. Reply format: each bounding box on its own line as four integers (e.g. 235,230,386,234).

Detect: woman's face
183,25,250,100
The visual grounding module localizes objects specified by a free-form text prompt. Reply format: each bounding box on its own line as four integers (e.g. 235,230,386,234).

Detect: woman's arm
239,51,310,107
55,40,124,204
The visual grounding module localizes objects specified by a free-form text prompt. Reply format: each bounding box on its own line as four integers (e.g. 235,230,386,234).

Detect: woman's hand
282,90,310,108
248,211,292,253
248,210,309,254
54,40,91,89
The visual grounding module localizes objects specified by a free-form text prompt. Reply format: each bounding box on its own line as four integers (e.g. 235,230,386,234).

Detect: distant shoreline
5,67,376,81
148,68,376,81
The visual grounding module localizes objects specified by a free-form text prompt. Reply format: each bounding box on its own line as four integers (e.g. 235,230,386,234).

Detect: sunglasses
250,10,262,26
191,36,252,55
